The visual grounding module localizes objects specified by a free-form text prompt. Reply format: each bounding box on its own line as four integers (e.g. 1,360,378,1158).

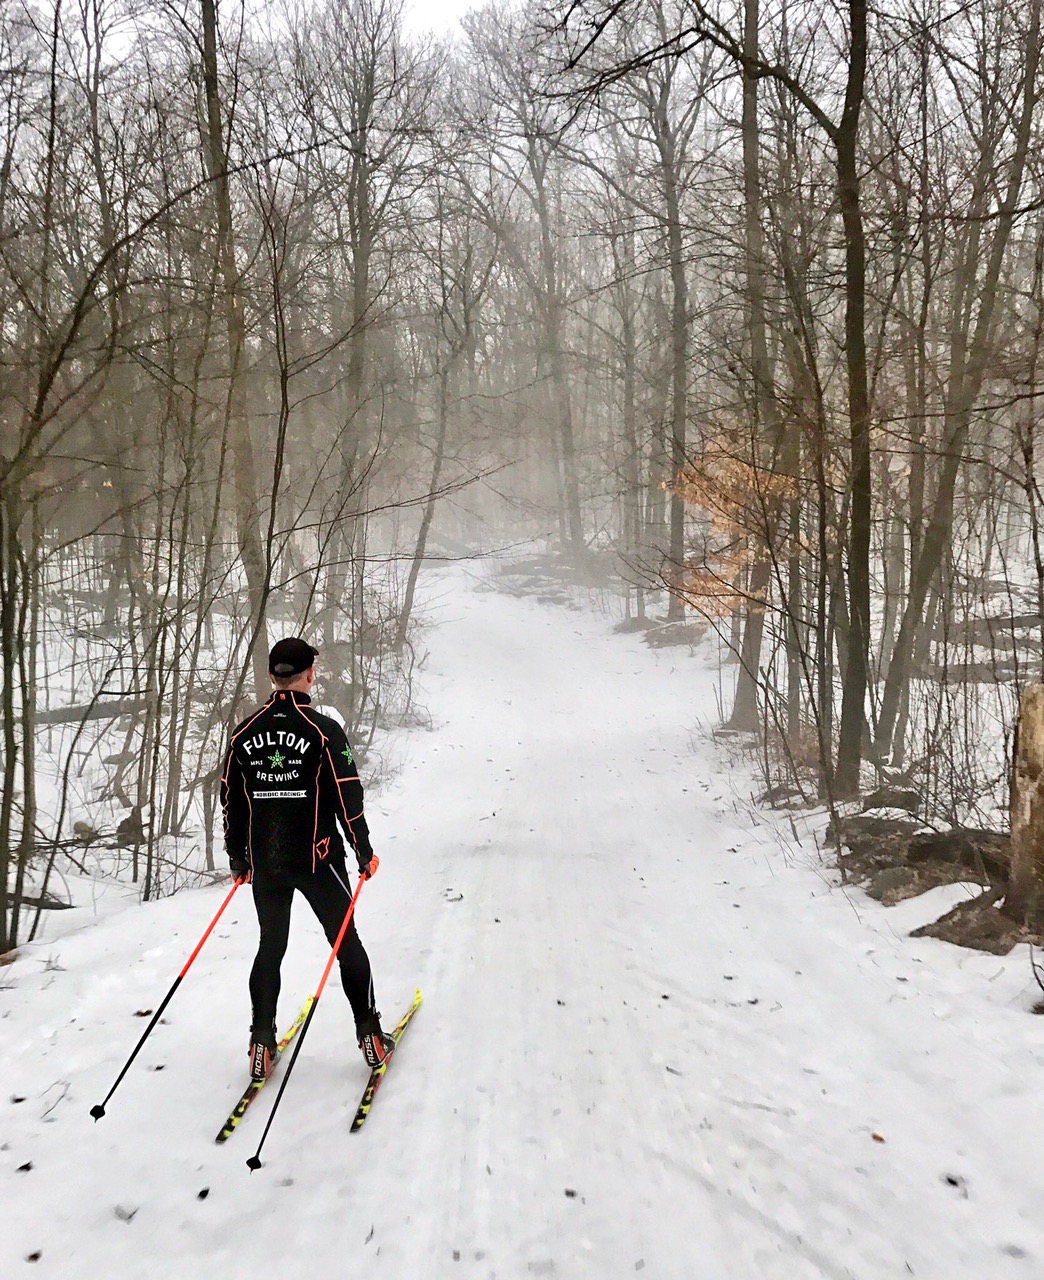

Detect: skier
221,636,394,1081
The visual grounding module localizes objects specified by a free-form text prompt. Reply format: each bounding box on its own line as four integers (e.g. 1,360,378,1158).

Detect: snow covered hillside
4,565,1044,1280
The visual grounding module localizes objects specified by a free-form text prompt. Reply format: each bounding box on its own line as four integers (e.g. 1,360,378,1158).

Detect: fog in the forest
4,0,1044,947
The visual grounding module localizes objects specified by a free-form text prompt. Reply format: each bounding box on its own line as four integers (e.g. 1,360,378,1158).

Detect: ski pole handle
90,879,245,1120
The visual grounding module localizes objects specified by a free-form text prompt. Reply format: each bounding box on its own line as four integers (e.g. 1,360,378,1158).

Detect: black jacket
221,690,372,884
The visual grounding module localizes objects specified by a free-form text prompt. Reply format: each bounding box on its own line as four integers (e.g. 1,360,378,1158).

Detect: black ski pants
249,859,375,1031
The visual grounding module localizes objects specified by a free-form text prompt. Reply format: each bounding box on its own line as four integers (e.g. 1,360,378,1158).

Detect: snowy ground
4,563,1044,1280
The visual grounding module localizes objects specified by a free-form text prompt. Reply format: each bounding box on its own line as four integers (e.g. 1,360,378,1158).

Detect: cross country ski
215,997,313,1144
351,987,422,1132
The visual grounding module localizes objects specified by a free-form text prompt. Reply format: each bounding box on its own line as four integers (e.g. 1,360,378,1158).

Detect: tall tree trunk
200,0,269,696
396,363,450,652
614,227,646,618
1005,684,1044,923
875,0,1042,759
654,112,688,621
729,0,781,728
534,160,584,553
0,491,21,952
833,0,870,797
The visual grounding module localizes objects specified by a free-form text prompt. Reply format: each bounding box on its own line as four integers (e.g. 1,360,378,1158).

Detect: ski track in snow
3,565,1044,1280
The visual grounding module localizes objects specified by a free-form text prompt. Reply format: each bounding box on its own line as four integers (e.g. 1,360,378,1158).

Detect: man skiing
221,636,393,1081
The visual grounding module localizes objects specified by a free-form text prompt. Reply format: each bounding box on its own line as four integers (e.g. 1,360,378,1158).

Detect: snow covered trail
4,565,1044,1280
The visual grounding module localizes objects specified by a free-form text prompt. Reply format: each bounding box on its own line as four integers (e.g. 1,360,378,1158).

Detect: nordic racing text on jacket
221,690,372,885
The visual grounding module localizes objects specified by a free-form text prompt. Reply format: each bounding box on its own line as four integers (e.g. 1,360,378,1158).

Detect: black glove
356,847,379,880
230,857,251,884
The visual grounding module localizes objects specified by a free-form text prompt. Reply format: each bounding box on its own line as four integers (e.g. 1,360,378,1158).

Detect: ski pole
246,868,370,1171
91,879,246,1120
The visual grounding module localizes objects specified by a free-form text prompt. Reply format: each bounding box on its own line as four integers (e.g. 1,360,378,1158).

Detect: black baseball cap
269,637,319,677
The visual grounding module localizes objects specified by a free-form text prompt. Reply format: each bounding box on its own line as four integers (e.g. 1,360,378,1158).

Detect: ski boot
248,1021,277,1081
356,1011,395,1068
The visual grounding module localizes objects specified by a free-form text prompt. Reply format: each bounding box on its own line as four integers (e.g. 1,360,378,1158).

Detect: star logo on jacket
269,750,286,768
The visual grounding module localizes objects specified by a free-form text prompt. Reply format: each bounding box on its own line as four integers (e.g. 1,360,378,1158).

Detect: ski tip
90,1104,106,1121
246,1156,262,1172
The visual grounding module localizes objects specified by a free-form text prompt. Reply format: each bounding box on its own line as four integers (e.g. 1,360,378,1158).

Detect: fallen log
36,697,149,725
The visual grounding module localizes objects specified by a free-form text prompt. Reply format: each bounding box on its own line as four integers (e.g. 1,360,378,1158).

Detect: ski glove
357,851,379,880
230,857,251,885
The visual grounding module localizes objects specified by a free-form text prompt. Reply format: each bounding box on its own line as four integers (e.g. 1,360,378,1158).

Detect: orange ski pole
246,865,373,1170
91,878,246,1119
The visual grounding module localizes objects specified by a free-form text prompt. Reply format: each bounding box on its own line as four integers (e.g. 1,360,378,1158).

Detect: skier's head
268,637,319,690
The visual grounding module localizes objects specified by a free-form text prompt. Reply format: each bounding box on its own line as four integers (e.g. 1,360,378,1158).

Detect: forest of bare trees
3,0,1044,951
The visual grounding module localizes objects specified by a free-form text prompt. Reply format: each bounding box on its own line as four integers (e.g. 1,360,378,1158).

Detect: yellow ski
350,988,421,1132
215,997,314,1143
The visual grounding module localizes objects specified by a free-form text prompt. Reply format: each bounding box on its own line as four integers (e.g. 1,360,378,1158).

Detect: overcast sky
403,0,479,36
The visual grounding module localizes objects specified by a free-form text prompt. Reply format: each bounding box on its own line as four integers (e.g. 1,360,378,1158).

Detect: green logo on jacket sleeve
342,745,353,763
